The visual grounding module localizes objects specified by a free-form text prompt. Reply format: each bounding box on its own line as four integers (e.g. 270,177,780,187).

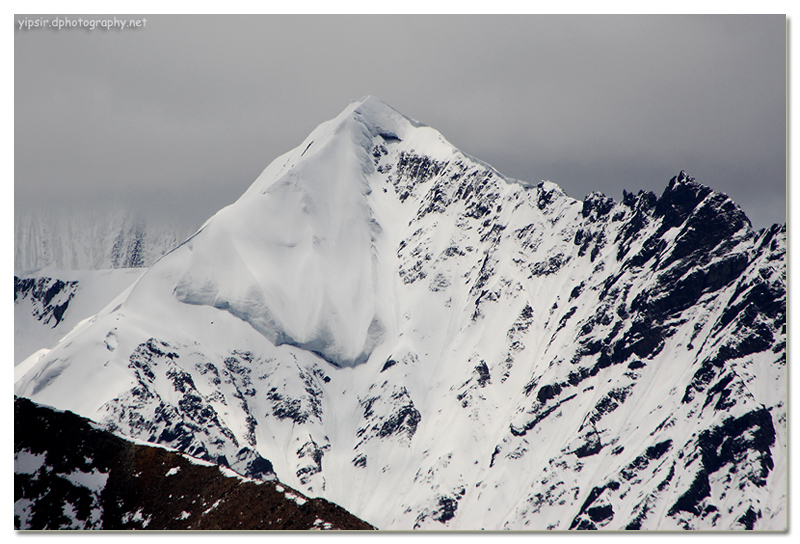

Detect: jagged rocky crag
15,276,78,329
14,396,374,530
15,97,786,530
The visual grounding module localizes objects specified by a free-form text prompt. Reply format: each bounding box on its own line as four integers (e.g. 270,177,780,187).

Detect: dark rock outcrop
14,396,374,531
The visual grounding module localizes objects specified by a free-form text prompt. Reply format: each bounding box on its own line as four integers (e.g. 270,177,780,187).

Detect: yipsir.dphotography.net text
17,15,147,32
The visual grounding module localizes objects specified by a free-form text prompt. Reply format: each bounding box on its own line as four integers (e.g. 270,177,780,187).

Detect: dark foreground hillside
14,396,374,530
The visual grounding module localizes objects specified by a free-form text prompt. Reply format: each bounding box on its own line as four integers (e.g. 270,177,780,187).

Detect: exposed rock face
15,276,79,329
14,396,374,530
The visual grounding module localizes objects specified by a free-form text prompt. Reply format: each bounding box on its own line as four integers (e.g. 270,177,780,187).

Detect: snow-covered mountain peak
241,96,448,199
352,94,425,133
167,97,501,369
15,99,786,530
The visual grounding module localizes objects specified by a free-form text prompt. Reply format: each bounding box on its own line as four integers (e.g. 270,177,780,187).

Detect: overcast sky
14,14,786,231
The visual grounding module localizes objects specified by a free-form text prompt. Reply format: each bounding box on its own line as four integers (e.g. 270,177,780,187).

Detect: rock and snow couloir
15,96,786,530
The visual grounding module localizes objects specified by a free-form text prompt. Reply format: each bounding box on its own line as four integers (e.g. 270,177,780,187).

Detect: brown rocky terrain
14,396,374,530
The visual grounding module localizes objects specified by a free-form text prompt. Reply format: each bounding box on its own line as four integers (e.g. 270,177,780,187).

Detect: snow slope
14,96,786,530
14,268,145,366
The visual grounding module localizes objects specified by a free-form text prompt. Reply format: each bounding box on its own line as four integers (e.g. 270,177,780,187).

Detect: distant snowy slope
14,97,786,531
15,209,190,271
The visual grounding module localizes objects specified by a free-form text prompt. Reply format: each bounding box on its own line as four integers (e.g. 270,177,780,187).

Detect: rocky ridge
14,396,374,530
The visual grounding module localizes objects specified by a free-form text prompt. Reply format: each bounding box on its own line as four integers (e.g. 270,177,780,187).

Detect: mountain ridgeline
14,97,786,530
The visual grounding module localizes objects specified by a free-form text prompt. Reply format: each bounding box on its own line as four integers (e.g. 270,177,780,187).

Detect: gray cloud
15,14,785,230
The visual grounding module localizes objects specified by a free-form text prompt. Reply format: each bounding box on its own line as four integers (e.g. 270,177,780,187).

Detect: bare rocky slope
14,396,374,530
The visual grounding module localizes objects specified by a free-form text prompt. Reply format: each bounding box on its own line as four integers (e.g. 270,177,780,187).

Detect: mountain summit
160,96,460,368
15,98,786,530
